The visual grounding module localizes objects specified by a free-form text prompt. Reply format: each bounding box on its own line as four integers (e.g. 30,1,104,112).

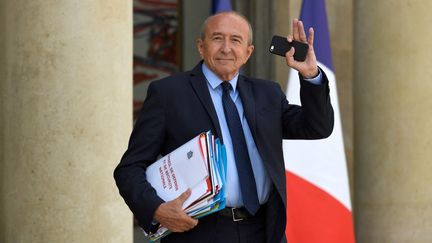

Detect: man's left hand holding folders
153,188,198,232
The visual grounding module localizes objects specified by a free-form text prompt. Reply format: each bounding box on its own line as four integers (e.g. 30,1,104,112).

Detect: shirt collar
202,62,239,92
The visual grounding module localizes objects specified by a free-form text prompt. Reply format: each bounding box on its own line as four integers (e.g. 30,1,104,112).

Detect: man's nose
220,40,232,53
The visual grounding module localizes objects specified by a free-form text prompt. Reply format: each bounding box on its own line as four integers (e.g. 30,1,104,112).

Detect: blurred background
1,0,432,242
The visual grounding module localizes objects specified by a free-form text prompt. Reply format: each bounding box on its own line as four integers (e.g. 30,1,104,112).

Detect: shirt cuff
303,69,322,85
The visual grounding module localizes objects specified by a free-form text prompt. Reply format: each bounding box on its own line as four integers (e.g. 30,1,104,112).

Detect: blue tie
221,82,260,215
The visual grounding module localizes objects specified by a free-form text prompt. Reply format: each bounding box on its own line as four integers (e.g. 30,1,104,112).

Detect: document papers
143,131,227,241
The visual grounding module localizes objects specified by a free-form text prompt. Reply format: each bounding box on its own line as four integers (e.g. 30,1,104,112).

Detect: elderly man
114,11,333,243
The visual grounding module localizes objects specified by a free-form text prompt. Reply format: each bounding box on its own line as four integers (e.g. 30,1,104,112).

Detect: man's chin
214,69,237,81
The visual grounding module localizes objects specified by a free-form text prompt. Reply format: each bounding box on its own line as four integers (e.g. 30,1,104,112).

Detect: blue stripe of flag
212,0,232,14
300,0,333,71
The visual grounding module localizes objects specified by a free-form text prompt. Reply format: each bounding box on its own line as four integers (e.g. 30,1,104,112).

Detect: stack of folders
143,131,227,242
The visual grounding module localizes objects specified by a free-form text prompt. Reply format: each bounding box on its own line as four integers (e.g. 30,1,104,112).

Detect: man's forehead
206,14,249,37
212,12,246,23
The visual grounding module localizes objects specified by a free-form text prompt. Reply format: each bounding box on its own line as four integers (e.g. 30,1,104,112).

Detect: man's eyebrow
210,32,223,37
231,34,244,40
209,32,245,40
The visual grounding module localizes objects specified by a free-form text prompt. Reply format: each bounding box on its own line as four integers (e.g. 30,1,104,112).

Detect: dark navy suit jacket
114,62,334,243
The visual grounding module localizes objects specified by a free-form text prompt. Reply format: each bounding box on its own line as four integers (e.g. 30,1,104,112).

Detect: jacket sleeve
113,81,166,233
281,67,334,139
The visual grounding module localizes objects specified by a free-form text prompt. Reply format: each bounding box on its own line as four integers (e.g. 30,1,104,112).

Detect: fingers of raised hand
287,34,293,43
285,47,296,66
298,21,307,42
292,19,300,40
307,27,314,46
292,19,307,42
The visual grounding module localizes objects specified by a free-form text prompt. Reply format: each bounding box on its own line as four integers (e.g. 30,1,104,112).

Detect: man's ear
245,45,255,62
196,38,204,58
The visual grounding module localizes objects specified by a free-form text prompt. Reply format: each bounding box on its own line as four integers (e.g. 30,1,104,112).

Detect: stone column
233,0,275,80
354,1,432,242
0,1,132,242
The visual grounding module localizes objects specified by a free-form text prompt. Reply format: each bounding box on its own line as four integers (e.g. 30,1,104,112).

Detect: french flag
283,0,356,242
212,0,232,14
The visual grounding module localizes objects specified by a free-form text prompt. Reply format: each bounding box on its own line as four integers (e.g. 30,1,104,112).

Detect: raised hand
285,19,319,79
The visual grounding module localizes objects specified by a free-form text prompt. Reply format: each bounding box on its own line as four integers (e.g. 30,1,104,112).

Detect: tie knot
221,82,231,94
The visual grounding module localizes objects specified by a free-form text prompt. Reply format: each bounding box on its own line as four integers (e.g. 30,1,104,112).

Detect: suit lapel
188,63,223,139
237,75,257,138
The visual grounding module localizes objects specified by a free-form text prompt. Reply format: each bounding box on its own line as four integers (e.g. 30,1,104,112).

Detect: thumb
177,188,192,204
285,47,296,66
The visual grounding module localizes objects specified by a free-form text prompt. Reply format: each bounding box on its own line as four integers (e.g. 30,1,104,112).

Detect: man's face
197,13,254,81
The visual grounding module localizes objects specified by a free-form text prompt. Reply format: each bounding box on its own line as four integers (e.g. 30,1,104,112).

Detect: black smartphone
269,35,308,61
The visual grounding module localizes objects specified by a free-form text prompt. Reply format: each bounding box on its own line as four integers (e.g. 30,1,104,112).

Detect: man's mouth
216,58,234,62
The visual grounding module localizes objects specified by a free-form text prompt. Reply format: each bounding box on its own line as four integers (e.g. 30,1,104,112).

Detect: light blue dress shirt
202,63,322,208
202,63,271,207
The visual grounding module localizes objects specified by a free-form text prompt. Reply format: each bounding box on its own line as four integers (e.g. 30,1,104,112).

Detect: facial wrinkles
217,38,235,60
